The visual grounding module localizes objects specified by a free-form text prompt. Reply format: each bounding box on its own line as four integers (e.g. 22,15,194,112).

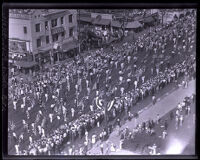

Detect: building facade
9,9,78,65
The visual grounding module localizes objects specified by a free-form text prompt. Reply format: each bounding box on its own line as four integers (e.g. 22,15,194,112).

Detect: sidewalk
88,79,195,155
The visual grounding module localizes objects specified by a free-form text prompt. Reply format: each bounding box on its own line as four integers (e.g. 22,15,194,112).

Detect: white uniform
49,114,53,123
45,93,48,102
92,135,96,144
90,105,94,112
134,81,138,89
15,144,19,155
71,108,75,118
13,101,17,110
29,136,32,144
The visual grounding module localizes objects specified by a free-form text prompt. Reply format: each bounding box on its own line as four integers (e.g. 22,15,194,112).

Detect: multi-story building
9,9,78,66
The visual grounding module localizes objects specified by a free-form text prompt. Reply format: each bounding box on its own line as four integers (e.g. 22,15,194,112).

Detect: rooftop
9,9,73,19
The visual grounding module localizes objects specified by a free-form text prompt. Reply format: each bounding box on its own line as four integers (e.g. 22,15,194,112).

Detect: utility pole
161,9,166,27
78,9,81,55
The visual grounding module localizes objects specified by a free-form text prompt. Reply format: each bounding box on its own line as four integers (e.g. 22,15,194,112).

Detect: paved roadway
87,79,195,155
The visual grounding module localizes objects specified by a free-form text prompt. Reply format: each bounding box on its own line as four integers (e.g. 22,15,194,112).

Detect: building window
51,19,57,27
46,36,49,44
69,14,73,23
69,28,73,37
45,21,48,30
61,32,65,37
61,17,64,25
23,26,27,34
35,23,41,32
52,34,58,42
36,38,42,48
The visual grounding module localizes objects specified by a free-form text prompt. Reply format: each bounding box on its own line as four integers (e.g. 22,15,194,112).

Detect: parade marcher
13,98,17,110
148,144,157,155
100,143,104,154
179,114,184,126
110,143,116,152
152,95,156,105
71,107,75,118
162,130,167,139
15,144,20,155
156,114,160,124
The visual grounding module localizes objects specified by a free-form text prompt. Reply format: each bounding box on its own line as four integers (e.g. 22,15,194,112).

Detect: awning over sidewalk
62,41,78,52
125,21,142,29
92,18,111,26
143,16,155,23
79,16,93,23
111,20,122,28
14,61,38,68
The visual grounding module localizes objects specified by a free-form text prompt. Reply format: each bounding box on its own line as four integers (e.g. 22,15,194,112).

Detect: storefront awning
62,41,78,52
51,26,65,35
111,20,122,28
143,16,155,23
92,18,111,26
14,61,38,68
125,21,142,29
79,16,93,23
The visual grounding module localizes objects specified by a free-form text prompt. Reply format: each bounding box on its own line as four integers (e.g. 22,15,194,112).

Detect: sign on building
91,13,112,20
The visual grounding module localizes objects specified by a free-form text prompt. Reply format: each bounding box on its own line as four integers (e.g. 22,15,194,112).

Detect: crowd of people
8,11,196,155
118,93,195,155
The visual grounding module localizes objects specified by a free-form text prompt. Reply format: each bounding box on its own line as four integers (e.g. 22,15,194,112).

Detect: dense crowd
8,11,196,155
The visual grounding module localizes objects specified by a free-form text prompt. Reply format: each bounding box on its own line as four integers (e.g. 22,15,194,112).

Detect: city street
87,79,195,155
6,9,196,155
